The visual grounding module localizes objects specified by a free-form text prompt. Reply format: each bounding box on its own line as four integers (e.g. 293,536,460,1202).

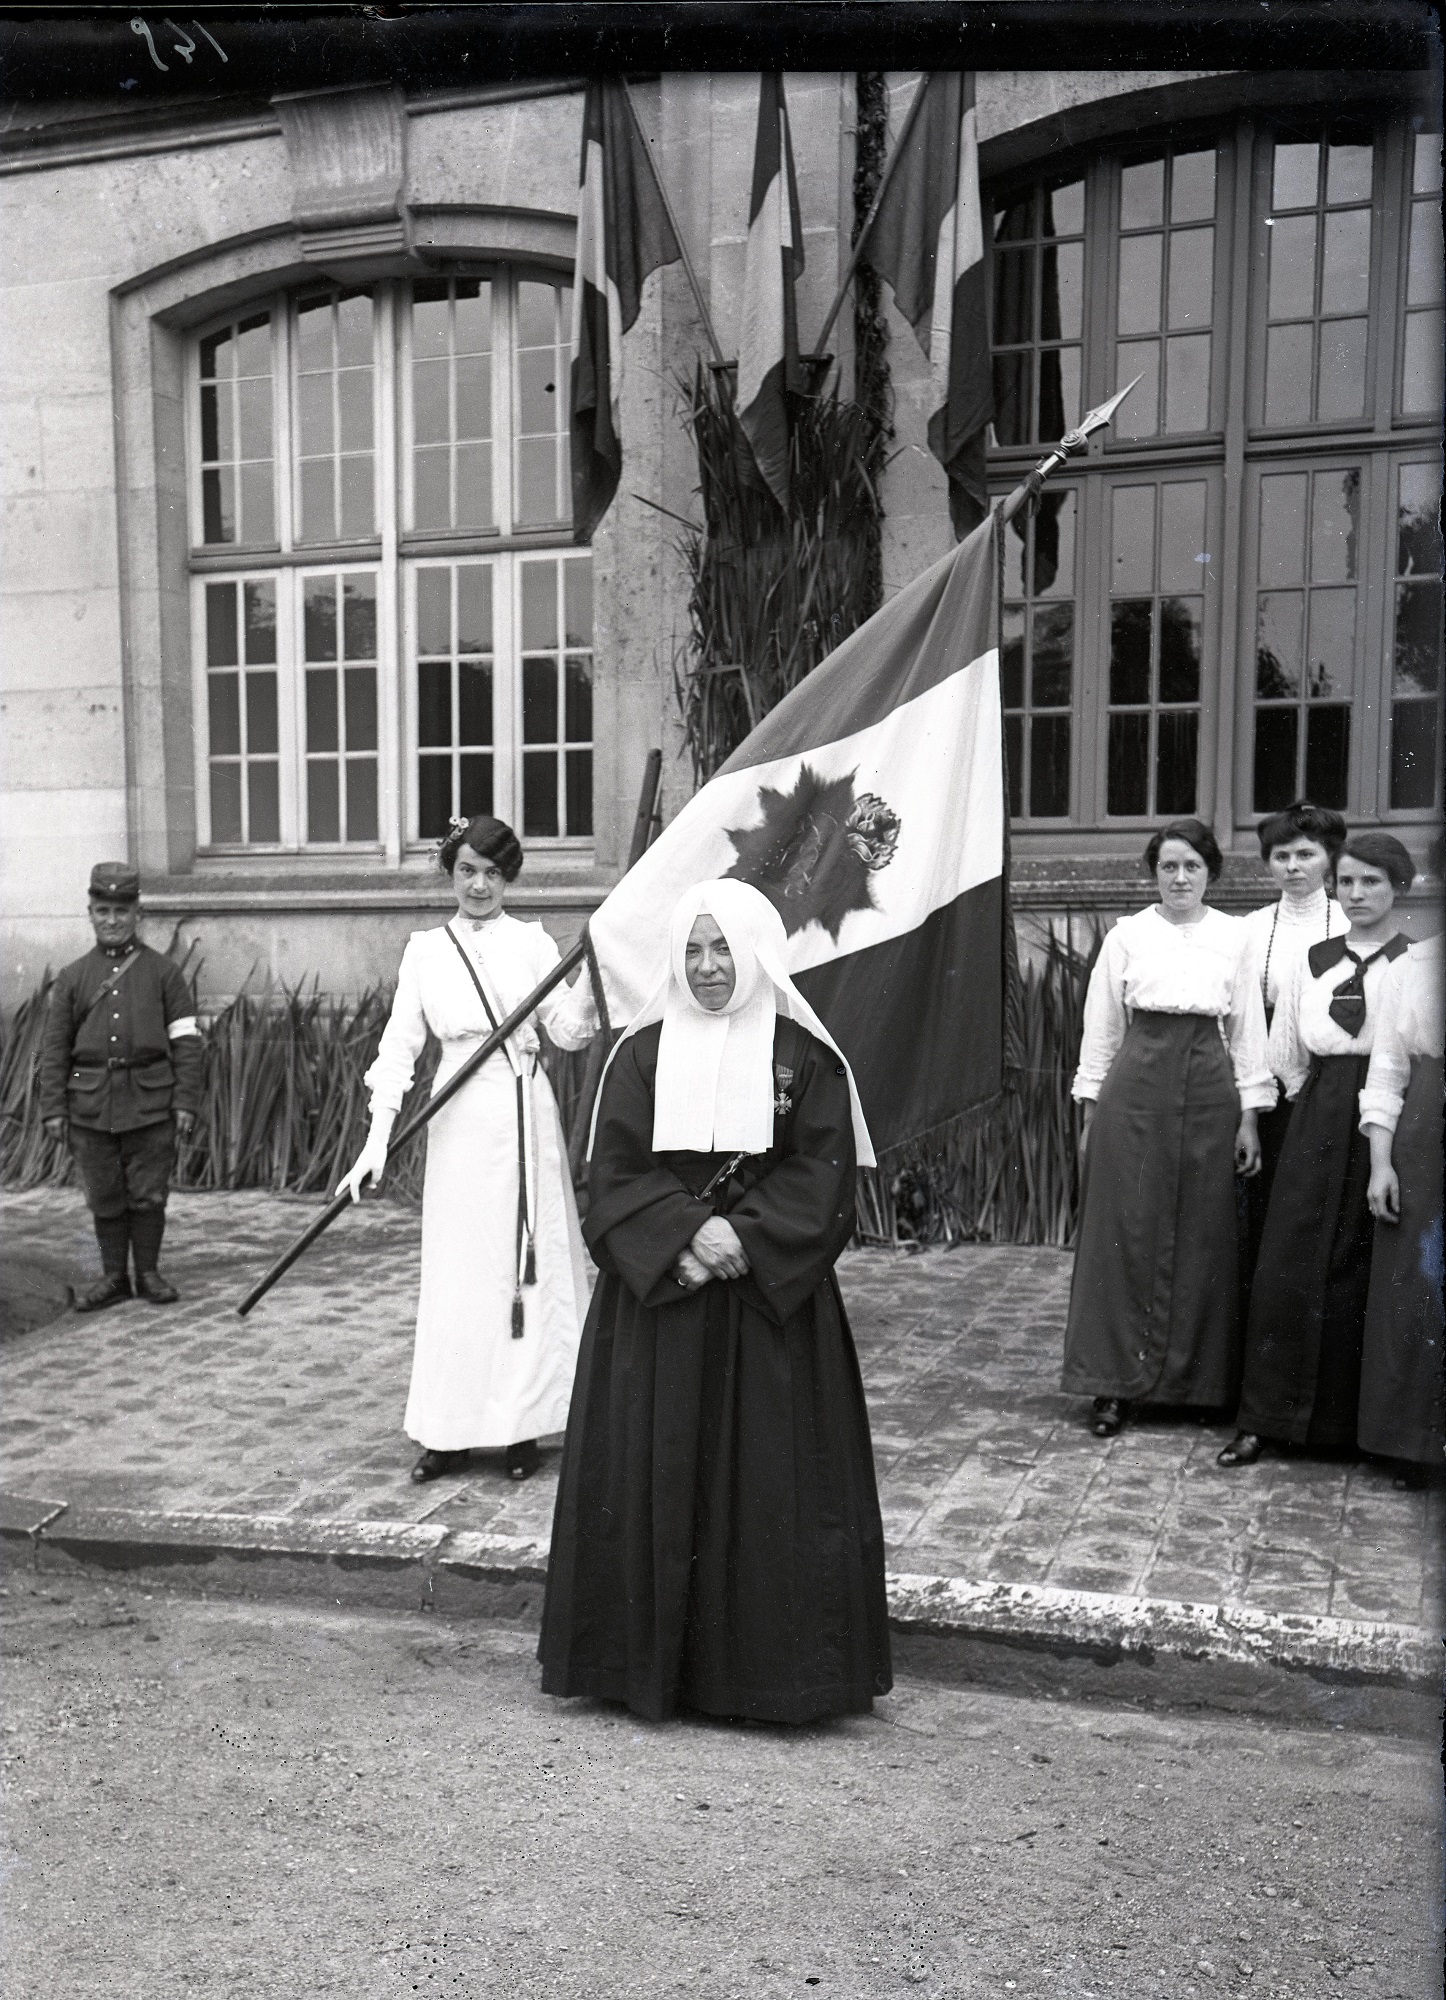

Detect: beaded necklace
1260,894,1332,1009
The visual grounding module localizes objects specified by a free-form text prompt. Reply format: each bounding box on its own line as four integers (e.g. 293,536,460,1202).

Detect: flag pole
235,936,588,1317
619,77,728,368
814,71,932,359
998,374,1144,526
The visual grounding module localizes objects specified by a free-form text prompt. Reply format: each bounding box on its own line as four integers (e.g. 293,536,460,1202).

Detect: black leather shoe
75,1272,132,1313
411,1448,470,1485
1090,1397,1124,1437
134,1269,179,1305
1217,1431,1265,1467
505,1438,540,1481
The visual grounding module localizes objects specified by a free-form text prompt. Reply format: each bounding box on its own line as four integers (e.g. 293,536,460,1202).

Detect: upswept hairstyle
1336,829,1416,892
1256,799,1347,862
1143,817,1223,882
437,814,524,881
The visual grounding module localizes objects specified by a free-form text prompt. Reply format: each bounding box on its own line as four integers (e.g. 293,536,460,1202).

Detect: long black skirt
538,1269,893,1725
1237,1054,1373,1448
1358,1055,1445,1467
1062,1011,1242,1408
1237,1097,1293,1325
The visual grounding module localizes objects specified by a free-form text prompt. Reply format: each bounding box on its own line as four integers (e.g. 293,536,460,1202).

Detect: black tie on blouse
1322,938,1407,1036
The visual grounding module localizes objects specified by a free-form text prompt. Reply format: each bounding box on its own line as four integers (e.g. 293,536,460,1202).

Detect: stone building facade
2,61,1440,1002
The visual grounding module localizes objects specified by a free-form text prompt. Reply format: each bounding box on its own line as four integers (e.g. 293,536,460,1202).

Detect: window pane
516,281,557,349
1316,318,1366,420
1159,598,1202,703
1167,228,1214,329
346,758,378,841
1254,707,1299,811
521,563,557,649
1041,240,1083,340
1171,149,1216,223
1164,333,1211,432
1034,490,1075,596
459,662,493,745
413,358,450,448
1004,713,1024,818
418,659,451,747
248,761,280,844
340,456,374,539
246,672,278,756
1038,347,1080,441
1320,207,1371,315
343,576,376,660
458,564,493,654
1273,141,1319,210
518,347,560,433
238,464,275,546
1029,714,1071,816
565,749,593,837
299,370,334,457
564,560,594,645
523,658,558,743
304,578,337,660
1107,713,1150,815
417,567,451,657
1044,179,1084,236
1413,132,1443,194
1110,601,1152,705
1306,588,1355,696
1391,699,1441,808
1111,487,1155,595
456,443,492,529
1159,482,1207,593
345,667,377,752
456,351,491,426
1264,323,1313,426
308,761,340,843
412,286,449,360
1260,474,1307,586
523,750,558,835
1001,606,1025,708
306,668,338,753
414,448,449,532
459,753,494,820
455,280,491,354
208,674,240,757
1394,579,1443,693
565,656,593,741
1402,311,1445,414
419,756,452,838
1031,603,1073,706
1304,704,1350,807
300,460,335,544
1325,142,1372,205
238,376,271,460
202,468,229,544
992,248,1035,345
995,196,1032,243
1121,157,1164,230
516,437,559,525
1310,469,1359,582
1118,234,1162,336
991,352,1032,446
210,763,242,844
1268,213,1317,320
1256,592,1304,696
1113,341,1159,440
335,293,372,367
338,369,373,453
206,582,238,667
244,580,277,664
1155,710,1198,814
1398,464,1444,575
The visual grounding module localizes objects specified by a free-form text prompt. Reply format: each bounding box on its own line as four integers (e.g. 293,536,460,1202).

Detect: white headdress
589,879,875,1167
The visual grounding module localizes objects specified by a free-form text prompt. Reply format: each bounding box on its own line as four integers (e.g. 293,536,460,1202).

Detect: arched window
187,267,592,853
988,104,1442,841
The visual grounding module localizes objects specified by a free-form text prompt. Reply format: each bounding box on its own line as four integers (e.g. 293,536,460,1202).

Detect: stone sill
140,867,618,917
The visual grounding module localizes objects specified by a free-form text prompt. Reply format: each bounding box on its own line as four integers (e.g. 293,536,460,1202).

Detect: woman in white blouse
1063,819,1271,1438
1221,831,1415,1468
1357,928,1444,1481
338,815,598,1485
1237,801,1346,1314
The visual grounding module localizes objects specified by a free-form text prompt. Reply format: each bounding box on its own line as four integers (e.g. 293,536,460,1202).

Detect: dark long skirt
539,1268,892,1723
1358,1055,1445,1467
1237,1097,1293,1325
1062,1011,1242,1407
1236,1054,1373,1448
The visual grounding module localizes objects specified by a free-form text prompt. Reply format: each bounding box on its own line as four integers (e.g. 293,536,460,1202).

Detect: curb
3,1499,1439,1727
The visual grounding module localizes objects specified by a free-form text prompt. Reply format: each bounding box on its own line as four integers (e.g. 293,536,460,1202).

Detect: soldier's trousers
70,1119,176,1272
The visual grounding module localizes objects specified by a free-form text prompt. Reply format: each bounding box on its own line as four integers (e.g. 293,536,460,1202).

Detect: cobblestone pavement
1,1188,1440,1632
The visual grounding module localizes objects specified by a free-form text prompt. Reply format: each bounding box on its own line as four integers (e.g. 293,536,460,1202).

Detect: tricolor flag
588,510,1014,1156
864,73,994,538
736,74,806,512
570,80,682,542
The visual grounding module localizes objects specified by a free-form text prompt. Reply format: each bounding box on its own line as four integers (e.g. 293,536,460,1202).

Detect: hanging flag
570,79,682,542
587,511,1015,1156
736,73,806,512
864,73,994,539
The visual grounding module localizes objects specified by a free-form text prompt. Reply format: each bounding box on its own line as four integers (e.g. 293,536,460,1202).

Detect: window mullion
276,294,296,554
1217,118,1255,843
375,282,402,864
496,271,514,536
1369,119,1407,431
494,555,517,825
281,569,303,848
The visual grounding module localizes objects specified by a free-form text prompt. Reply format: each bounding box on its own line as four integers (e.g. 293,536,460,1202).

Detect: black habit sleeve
583,1029,715,1308
727,1031,857,1326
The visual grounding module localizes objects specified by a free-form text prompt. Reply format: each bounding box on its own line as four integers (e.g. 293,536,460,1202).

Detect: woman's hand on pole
336,1124,391,1203
1234,1110,1261,1178
690,1216,750,1281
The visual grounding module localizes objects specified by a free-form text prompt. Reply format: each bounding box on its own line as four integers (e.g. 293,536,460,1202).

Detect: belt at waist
72,1055,168,1072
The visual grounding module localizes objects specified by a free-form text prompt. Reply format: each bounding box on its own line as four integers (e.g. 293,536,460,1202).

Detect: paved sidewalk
1,1189,1440,1670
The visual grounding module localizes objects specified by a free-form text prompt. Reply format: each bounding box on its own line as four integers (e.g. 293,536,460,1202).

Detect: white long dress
364,914,597,1450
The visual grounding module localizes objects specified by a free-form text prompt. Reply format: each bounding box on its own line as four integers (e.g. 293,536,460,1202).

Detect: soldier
39,863,204,1311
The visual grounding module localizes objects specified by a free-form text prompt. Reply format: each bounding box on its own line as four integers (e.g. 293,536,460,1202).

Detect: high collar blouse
1071,904,1274,1108
1268,929,1410,1102
1358,935,1445,1134
1240,889,1347,1013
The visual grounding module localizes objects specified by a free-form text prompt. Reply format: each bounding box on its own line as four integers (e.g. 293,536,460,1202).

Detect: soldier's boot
76,1216,132,1312
130,1209,179,1306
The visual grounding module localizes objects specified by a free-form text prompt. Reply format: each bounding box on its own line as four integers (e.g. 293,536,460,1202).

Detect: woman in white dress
1062,819,1272,1438
338,815,597,1484
1237,801,1346,1314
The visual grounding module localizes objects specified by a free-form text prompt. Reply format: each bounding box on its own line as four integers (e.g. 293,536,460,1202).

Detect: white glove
336,1111,395,1204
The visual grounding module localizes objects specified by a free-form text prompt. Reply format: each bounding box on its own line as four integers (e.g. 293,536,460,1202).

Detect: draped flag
588,510,1014,1156
864,73,993,539
737,73,806,512
570,79,682,542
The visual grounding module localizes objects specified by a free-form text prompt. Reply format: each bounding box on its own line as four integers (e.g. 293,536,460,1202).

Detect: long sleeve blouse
1357,935,1445,1134
1071,904,1274,1110
1239,889,1346,1018
364,914,598,1119
1267,930,1409,1102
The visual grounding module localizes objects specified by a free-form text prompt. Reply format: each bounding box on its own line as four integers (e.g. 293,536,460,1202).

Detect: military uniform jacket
39,944,204,1132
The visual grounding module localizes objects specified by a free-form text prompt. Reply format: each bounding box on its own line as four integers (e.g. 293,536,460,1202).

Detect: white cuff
167,1015,200,1040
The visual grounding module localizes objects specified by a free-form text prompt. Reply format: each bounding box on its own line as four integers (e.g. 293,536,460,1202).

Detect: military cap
89,861,140,902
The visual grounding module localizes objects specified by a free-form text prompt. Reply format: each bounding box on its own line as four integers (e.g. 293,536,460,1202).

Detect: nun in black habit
539,879,892,1725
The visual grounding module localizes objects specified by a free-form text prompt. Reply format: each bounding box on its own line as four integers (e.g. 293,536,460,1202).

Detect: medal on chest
773,1064,794,1119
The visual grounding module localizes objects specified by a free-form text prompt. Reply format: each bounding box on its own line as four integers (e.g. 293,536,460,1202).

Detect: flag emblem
725,767,902,940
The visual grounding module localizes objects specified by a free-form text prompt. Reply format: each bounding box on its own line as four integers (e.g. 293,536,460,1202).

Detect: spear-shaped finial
999,374,1143,526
